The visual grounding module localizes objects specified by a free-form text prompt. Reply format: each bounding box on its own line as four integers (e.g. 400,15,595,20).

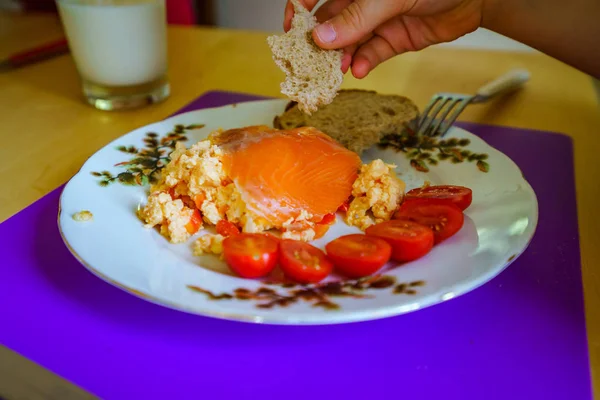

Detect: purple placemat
1,91,591,399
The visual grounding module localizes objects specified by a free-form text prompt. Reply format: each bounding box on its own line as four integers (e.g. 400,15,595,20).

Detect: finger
284,0,322,32
341,31,373,73
284,1,293,31
350,36,396,78
314,0,353,23
313,0,411,49
284,0,360,75
351,17,414,78
341,51,352,74
341,43,359,73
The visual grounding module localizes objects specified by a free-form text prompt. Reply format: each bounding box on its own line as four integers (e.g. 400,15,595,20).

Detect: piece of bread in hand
274,89,420,154
266,0,343,115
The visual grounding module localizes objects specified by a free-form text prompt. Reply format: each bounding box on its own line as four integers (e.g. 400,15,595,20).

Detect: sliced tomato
222,234,280,279
395,200,464,244
325,234,392,278
216,220,240,237
185,209,202,235
405,185,472,211
279,240,333,284
365,220,434,262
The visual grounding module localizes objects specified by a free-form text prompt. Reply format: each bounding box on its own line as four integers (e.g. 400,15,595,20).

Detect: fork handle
474,69,531,102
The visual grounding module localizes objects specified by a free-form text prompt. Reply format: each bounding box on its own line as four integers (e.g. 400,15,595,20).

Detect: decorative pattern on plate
91,124,205,186
379,129,490,173
58,98,538,325
187,275,426,310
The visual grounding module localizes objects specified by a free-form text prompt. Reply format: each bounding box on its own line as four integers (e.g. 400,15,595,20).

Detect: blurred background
0,0,533,52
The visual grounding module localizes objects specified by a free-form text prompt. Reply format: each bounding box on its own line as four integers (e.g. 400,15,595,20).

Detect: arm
284,0,600,78
483,0,600,78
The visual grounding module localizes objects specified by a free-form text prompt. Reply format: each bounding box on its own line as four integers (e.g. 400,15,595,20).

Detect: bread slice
273,89,419,154
266,0,343,115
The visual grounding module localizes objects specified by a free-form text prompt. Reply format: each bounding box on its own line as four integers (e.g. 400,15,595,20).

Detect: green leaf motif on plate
477,160,490,173
379,127,490,173
91,123,206,187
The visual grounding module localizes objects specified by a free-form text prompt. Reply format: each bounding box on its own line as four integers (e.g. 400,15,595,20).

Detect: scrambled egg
281,209,316,241
346,159,405,230
138,138,271,244
138,192,196,244
138,130,406,248
138,132,319,245
193,233,225,256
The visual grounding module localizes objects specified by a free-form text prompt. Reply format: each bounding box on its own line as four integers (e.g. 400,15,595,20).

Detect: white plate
58,99,538,325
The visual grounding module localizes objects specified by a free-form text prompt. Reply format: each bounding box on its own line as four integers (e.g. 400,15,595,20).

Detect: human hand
284,0,486,78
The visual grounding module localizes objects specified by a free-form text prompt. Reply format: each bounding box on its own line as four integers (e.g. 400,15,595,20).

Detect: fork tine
427,98,461,137
417,96,441,126
417,96,449,136
439,98,471,137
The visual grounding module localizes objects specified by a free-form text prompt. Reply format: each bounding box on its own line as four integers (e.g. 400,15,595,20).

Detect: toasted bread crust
274,89,419,154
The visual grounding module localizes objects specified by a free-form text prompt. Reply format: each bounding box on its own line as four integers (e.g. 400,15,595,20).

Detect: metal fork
411,69,531,137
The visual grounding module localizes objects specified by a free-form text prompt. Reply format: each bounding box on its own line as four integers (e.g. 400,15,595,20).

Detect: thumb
312,0,408,49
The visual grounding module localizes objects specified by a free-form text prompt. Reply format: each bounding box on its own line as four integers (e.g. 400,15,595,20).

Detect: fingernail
315,23,336,43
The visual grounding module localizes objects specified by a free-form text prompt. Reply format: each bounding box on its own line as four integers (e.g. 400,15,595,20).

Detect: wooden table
1,11,599,399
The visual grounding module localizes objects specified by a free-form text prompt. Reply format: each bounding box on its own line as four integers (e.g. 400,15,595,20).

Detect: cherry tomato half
185,209,202,235
325,234,392,278
222,234,280,279
279,240,333,284
405,185,473,211
395,200,464,244
216,220,240,237
365,220,434,262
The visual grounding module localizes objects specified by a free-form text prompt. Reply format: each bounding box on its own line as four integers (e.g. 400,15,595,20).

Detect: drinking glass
56,0,170,110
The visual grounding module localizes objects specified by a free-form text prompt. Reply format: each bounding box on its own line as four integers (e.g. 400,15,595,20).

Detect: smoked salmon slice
213,125,361,227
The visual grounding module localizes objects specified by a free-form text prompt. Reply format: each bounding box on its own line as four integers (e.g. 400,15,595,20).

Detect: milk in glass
57,0,169,110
